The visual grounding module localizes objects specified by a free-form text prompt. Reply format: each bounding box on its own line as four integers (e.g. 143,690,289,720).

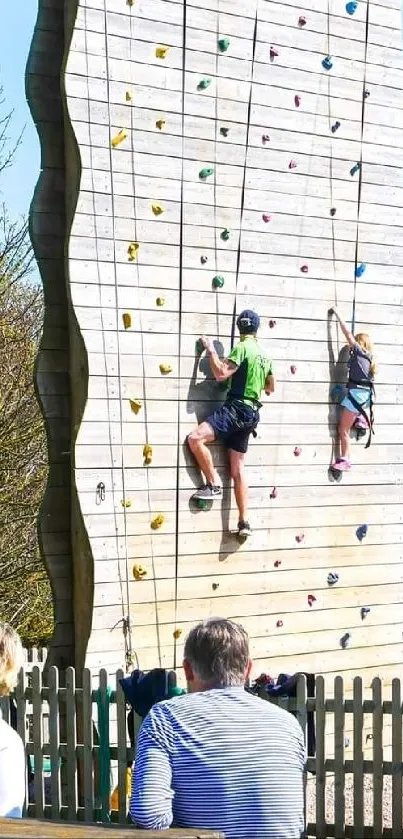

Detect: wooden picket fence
0,667,402,838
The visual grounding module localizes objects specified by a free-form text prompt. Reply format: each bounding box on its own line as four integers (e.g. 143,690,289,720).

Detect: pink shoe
354,416,368,430
333,457,352,472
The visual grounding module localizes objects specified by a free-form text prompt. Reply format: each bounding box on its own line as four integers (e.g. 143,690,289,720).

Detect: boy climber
187,310,275,538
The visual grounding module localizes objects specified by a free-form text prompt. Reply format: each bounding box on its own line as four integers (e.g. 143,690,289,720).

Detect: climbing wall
59,0,403,690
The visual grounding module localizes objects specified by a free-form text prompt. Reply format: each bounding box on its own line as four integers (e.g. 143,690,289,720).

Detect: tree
0,89,53,646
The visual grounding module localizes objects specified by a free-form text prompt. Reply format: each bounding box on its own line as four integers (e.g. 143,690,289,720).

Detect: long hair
355,333,377,378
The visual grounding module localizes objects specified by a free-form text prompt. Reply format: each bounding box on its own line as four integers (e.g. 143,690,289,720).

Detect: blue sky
0,3,40,220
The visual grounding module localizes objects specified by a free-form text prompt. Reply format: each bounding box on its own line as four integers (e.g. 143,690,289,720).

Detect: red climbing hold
262,134,270,144
300,264,308,273
294,446,301,456
295,533,304,543
290,364,297,374
274,559,282,567
262,213,272,223
269,319,276,328
298,15,307,25
270,46,279,59
270,487,278,499
289,160,297,169
294,94,301,107
308,594,316,607
276,620,283,628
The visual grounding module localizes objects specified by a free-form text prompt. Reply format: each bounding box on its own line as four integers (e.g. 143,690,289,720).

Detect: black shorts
206,400,260,454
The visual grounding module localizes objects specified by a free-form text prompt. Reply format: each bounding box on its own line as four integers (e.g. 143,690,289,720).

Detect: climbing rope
325,0,338,319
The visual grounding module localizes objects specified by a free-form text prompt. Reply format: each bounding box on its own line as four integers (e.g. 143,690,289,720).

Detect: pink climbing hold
262,213,272,223
308,594,316,607
276,619,283,628
294,446,301,456
294,94,301,107
295,533,304,543
274,559,282,567
262,134,270,144
289,160,297,169
298,15,307,25
300,264,308,273
269,319,276,328
290,364,297,374
270,46,279,59
270,487,278,499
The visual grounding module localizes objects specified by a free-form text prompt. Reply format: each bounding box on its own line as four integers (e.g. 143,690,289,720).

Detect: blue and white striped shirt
131,686,305,838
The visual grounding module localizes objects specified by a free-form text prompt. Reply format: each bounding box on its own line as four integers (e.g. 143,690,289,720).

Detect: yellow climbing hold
151,514,165,530
125,90,132,102
151,203,164,216
159,363,172,375
122,312,132,329
156,119,166,130
133,564,147,581
120,498,132,508
129,399,142,414
143,444,153,465
173,628,182,640
111,129,128,148
156,297,165,307
156,46,169,59
127,0,135,5
128,242,139,261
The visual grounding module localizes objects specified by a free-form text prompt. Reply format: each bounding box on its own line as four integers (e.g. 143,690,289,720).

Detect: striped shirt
131,686,305,838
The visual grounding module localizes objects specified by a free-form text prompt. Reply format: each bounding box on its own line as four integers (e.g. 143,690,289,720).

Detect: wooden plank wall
64,0,403,687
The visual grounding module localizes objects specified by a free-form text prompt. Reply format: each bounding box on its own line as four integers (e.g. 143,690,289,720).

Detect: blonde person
0,623,25,818
329,308,376,470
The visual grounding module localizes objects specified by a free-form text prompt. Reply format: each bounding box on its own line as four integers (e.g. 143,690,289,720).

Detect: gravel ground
306,774,393,829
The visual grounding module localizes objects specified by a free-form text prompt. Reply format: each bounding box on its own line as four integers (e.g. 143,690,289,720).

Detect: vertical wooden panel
353,676,364,839
391,678,402,838
116,669,128,823
48,666,61,820
32,666,44,818
334,675,345,839
15,667,28,816
98,668,111,820
372,677,383,839
315,676,326,839
66,666,78,820
82,668,94,822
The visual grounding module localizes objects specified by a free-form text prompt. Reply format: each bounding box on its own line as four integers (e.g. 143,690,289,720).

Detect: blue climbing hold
356,524,368,542
361,606,371,620
331,384,347,403
322,56,333,71
355,263,366,277
331,121,341,133
346,1,358,13
340,632,351,649
350,162,361,176
327,571,339,586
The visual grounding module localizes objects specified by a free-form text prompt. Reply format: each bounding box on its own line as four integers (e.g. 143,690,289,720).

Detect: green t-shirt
227,337,274,405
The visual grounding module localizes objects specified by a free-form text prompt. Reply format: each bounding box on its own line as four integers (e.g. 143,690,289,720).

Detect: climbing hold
331,121,341,133
96,482,106,504
276,620,283,628
346,1,358,13
356,524,368,542
155,46,169,59
125,90,132,102
111,129,128,148
289,160,297,169
159,363,172,375
218,38,230,52
212,275,225,289
270,46,279,59
198,78,212,90
122,312,132,329
364,89,370,98
262,214,272,223
156,119,166,130
212,582,219,590
361,606,371,620
307,594,316,607
322,56,333,70
300,264,308,273
220,127,229,137
120,498,132,508
340,632,351,649
173,628,182,639
200,255,208,264
151,203,164,216
330,208,336,216
327,571,339,586
294,446,301,456
221,229,230,241
133,564,147,581
298,15,307,25
127,242,139,261
296,534,305,544
269,319,276,328
195,338,204,355
294,94,301,107
262,134,270,144
195,498,208,510
127,0,134,5
151,514,165,530
350,162,361,177
199,167,214,179
129,399,142,415
355,263,366,277
143,444,153,465
345,736,351,748
270,487,278,499
156,297,165,307
274,559,282,567
290,364,297,374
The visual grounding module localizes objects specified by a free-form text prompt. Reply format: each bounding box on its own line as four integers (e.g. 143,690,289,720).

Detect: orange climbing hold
129,399,142,414
173,628,182,639
143,444,153,465
128,242,139,261
151,514,165,530
151,203,164,216
111,129,128,148
122,312,132,329
133,564,147,581
155,46,169,59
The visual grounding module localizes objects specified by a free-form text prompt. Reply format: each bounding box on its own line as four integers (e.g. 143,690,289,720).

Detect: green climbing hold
199,167,214,179
220,127,229,137
218,38,230,52
221,229,230,241
195,498,208,510
198,78,212,90
195,338,204,354
212,275,225,289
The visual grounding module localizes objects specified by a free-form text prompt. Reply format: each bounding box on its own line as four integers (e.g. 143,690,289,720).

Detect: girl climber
329,307,377,471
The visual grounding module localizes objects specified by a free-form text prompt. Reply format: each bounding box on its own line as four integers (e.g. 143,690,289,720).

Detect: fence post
372,677,383,838
353,676,364,839
82,668,94,822
48,666,61,820
15,667,28,815
116,669,129,823
32,666,44,817
66,667,78,820
334,675,345,839
391,678,402,837
315,676,326,839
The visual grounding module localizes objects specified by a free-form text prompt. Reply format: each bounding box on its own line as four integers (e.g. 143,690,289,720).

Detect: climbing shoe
238,520,252,538
193,483,222,500
332,457,352,472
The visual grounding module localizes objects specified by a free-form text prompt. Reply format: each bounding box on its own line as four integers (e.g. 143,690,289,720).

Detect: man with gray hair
131,618,305,838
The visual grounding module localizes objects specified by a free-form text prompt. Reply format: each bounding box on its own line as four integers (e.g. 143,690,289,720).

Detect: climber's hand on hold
328,307,336,317
201,335,215,354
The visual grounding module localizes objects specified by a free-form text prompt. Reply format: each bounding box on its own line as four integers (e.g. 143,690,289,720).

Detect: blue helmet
236,309,260,334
